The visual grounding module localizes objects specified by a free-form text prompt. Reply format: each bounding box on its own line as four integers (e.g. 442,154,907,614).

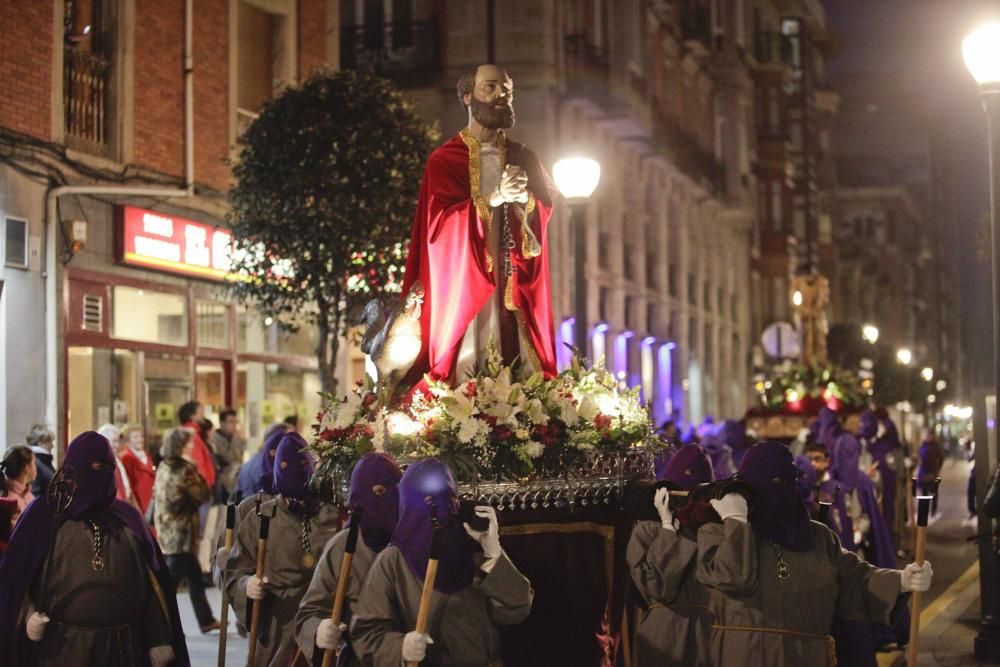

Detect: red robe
402,130,558,389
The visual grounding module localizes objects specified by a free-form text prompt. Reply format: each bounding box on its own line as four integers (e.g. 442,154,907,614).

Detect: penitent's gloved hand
26,611,49,641
709,492,748,523
901,561,933,592
316,619,346,650
401,631,434,662
654,487,675,531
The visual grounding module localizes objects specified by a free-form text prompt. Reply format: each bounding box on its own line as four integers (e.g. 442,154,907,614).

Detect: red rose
594,414,612,432
483,415,498,427
494,425,513,440
463,380,477,397
362,392,377,408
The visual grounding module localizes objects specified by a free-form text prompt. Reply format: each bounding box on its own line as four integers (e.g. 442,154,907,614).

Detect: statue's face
466,65,515,129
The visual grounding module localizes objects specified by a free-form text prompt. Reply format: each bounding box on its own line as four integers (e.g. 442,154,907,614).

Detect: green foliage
227,69,438,389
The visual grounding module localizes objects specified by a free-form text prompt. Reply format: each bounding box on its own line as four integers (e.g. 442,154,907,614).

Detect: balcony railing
651,102,726,195
64,46,111,152
340,21,440,87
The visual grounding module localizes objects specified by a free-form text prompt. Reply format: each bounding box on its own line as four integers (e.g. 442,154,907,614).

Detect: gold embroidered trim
515,193,541,259
459,128,506,274
515,310,543,372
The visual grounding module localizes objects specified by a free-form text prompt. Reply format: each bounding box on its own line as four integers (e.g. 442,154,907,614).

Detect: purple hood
739,441,815,552
348,453,402,552
662,444,714,489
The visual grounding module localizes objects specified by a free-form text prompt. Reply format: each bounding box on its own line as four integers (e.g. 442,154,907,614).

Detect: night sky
823,0,999,395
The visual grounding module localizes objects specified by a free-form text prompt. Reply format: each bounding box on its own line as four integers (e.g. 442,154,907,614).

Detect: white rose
515,428,530,440
524,441,544,458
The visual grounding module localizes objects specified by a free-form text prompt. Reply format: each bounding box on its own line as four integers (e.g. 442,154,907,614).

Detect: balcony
64,46,111,156
650,102,726,195
340,21,441,88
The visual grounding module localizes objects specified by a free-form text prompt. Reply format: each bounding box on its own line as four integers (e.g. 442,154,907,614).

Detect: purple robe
0,432,190,666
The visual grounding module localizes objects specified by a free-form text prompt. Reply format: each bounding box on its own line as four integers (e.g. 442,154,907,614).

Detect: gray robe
294,529,377,666
627,521,711,666
696,518,902,667
225,500,340,667
29,520,172,667
351,546,533,667
212,493,273,590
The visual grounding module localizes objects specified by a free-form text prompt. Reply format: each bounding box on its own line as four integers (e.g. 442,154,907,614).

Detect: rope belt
711,623,837,667
647,603,709,611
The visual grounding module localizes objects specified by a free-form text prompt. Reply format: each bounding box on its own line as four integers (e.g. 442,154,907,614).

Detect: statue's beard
470,97,515,129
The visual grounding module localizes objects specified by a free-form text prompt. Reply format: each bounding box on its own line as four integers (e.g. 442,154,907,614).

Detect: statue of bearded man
400,64,559,395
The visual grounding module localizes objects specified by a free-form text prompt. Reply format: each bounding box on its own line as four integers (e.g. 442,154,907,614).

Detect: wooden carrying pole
405,521,444,667
321,506,363,667
907,477,939,667
247,500,277,667
217,496,240,667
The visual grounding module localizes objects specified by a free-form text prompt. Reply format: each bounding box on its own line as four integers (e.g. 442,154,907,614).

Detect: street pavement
176,457,988,666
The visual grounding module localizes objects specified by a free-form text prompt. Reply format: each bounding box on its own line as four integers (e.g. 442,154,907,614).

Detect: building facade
0,0,345,453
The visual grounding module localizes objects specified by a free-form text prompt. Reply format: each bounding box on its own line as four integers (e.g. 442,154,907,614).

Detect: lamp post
553,157,601,358
964,22,1000,661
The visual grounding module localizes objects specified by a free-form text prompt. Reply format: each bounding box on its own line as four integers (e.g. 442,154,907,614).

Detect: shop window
4,217,28,269
238,307,317,357
197,300,230,349
67,347,138,438
112,286,188,346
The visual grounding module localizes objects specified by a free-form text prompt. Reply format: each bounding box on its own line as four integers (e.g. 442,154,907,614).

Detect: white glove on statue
901,561,933,592
654,487,675,531
316,619,346,650
149,645,175,667
26,611,49,641
215,546,232,572
463,505,502,559
710,492,748,523
401,631,434,662
246,575,268,601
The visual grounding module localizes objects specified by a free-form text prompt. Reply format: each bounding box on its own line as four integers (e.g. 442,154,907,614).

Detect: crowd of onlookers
0,403,302,634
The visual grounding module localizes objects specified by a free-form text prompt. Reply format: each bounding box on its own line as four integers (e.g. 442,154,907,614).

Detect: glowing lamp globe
963,24,1000,88
553,157,601,199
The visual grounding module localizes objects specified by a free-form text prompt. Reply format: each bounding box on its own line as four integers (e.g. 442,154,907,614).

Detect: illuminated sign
119,206,233,281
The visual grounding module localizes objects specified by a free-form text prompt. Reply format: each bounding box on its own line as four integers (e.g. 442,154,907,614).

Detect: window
197,301,230,349
238,308,316,357
599,231,612,269
232,0,297,143
63,0,114,154
112,286,188,346
771,183,783,231
646,253,658,288
668,264,678,297
5,217,28,268
599,287,610,321
688,275,697,305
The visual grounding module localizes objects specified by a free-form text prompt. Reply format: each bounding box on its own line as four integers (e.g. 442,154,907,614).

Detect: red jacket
183,422,217,489
121,447,156,514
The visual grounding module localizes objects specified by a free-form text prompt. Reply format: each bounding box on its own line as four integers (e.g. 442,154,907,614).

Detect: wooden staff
217,493,241,667
906,477,940,667
320,506,364,667
405,520,444,667
247,498,278,667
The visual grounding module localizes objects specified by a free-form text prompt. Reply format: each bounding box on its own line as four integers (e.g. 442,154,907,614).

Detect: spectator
210,409,246,502
25,424,55,498
0,445,36,526
178,401,218,490
97,423,136,507
121,425,156,515
283,414,301,433
153,428,218,634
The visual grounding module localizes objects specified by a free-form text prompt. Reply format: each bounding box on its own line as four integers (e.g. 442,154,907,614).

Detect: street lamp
862,323,879,344
553,156,601,357
920,366,934,382
896,348,912,366
963,23,1000,660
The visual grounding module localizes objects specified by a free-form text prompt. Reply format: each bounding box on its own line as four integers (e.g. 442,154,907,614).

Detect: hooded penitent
390,458,477,594
258,426,287,495
699,435,736,480
813,407,841,450
858,410,878,441
662,444,714,490
793,454,818,506
348,452,403,552
738,441,814,552
273,432,313,499
720,419,751,467
0,432,190,666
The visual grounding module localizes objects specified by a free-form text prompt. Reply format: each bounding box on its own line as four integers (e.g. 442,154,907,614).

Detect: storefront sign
120,206,233,281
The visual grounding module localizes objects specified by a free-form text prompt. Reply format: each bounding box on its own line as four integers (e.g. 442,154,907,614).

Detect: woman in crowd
153,427,219,634
1,445,36,527
121,425,156,515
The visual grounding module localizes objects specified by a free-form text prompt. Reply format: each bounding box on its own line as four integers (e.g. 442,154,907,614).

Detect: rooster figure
360,281,425,408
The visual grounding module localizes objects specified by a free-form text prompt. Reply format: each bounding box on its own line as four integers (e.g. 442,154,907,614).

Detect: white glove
901,561,933,592
149,644,175,667
401,631,434,662
463,506,502,559
710,493,748,523
26,611,48,641
215,546,232,571
316,619,346,650
246,575,268,601
654,487,675,531
853,530,863,547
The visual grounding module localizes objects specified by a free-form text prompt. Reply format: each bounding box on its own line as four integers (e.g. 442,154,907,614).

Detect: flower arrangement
311,345,655,482
753,361,866,413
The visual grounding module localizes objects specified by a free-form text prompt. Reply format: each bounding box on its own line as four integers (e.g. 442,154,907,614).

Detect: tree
228,70,437,393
